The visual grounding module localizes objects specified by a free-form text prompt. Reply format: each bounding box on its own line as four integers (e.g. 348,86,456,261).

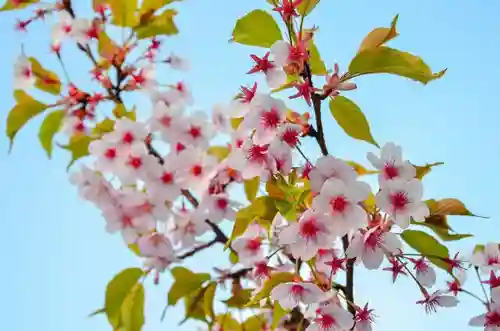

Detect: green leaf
60,135,95,170
358,15,399,52
6,90,48,151
181,288,208,324
229,196,278,242
98,31,119,61
271,301,289,329
427,198,481,217
297,0,320,16
400,230,450,271
113,104,136,121
413,162,444,180
108,0,138,26
216,314,241,330
223,289,254,308
0,0,39,11
88,307,106,318
207,145,230,162
411,220,473,242
38,110,65,158
203,282,217,321
329,96,379,147
249,272,295,304
29,58,61,95
139,0,179,15
120,283,145,331
229,250,239,264
344,160,378,176
349,46,446,84
93,118,115,136
134,9,178,39
231,9,282,47
104,268,144,328
244,177,260,202
168,267,211,306
308,40,327,75
243,314,267,331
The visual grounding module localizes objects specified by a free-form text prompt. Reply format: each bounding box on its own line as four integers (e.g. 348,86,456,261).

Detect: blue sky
1,0,500,330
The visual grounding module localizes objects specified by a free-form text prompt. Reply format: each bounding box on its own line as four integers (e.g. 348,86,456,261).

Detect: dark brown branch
177,238,218,259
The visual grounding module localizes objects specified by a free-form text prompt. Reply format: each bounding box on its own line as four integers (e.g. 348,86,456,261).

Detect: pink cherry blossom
367,142,416,185
164,53,190,71
416,290,458,314
144,157,182,202
354,303,376,331
375,178,429,229
169,209,209,248
107,118,149,152
279,209,332,260
306,304,355,331
137,232,175,258
312,177,371,236
88,139,123,173
247,52,286,88
322,63,357,98
346,228,402,270
13,54,35,90
233,224,266,267
471,243,500,274
148,102,185,143
246,94,287,144
229,83,258,117
176,146,218,191
114,142,157,185
411,257,437,288
315,248,346,276
309,156,357,193
198,193,237,223
178,111,214,148
270,281,324,310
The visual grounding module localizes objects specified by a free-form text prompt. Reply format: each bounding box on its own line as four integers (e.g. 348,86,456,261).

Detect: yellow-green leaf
108,0,138,26
113,103,136,121
216,314,241,331
182,288,208,324
223,289,258,309
243,314,267,331
38,110,64,158
249,272,295,304
411,220,473,242
93,118,115,136
345,160,378,176
229,250,239,264
134,9,178,39
230,117,244,130
271,74,299,93
104,268,144,328
120,283,145,331
329,96,379,147
203,282,217,321
297,0,320,16
0,0,39,11
60,135,95,170
29,58,61,95
414,162,444,179
349,46,446,84
128,243,142,256
231,9,282,48
98,31,119,61
6,90,48,151
244,177,260,202
401,230,450,271
308,40,327,75
139,0,179,16
207,145,230,162
271,301,289,329
168,267,211,306
358,14,399,53
429,198,478,217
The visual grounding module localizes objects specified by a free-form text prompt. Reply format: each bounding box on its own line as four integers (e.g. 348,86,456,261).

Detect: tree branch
177,238,218,260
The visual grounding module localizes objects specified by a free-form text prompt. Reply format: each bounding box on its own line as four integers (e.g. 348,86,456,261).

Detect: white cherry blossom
270,281,324,310
471,243,500,274
13,55,35,90
306,304,355,331
367,142,416,185
309,155,357,193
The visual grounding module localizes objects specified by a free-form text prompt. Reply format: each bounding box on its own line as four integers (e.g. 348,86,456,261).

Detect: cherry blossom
178,111,214,148
148,101,185,143
411,257,437,288
176,146,218,191
247,52,286,88
229,83,258,117
322,63,357,98
306,304,355,331
471,243,500,274
165,53,190,71
168,209,209,248
270,281,324,310
106,118,149,152
211,104,231,133
312,177,371,236
13,55,35,90
309,155,357,193
469,289,500,331
315,248,346,276
367,142,416,185
137,232,175,258
445,269,467,296
143,157,182,202
279,209,332,260
245,94,287,144
375,178,429,229
346,227,402,270
416,290,458,314
198,193,237,223
233,224,266,267
114,142,157,185
354,304,376,331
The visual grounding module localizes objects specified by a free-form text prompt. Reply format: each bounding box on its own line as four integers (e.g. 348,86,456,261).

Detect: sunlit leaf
38,110,64,158
358,15,399,52
244,177,260,202
216,313,241,331
411,220,473,242
229,250,239,264
108,0,138,26
0,0,39,11
243,314,267,330
297,0,320,16
181,287,208,324
98,31,119,61
60,135,95,170
329,96,379,147
231,9,282,47
345,160,378,176
203,282,217,321
229,196,278,242
223,289,257,309
230,117,244,130
113,104,136,121
413,162,444,179
401,230,450,271
6,90,48,151
207,145,230,162
428,198,481,217
134,9,178,39
29,58,61,95
349,46,446,84
120,283,145,331
104,268,144,328
139,0,179,16
308,40,327,75
249,272,295,304
168,267,211,306
271,301,289,329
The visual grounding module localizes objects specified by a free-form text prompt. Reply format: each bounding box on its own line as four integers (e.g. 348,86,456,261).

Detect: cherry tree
4,0,500,330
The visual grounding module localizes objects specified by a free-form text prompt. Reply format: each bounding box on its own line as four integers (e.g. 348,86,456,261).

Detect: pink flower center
161,172,174,184
260,107,281,129
22,68,32,78
247,144,268,164
191,165,203,176
317,314,336,328
329,195,348,213
104,147,117,160
364,230,383,251
384,163,399,180
122,131,135,144
282,128,299,146
487,256,499,265
63,24,72,34
216,198,228,210
290,284,304,297
486,311,500,327
300,218,320,240
160,115,172,127
390,191,409,210
245,238,261,252
188,125,202,138
128,156,142,169
122,216,133,228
